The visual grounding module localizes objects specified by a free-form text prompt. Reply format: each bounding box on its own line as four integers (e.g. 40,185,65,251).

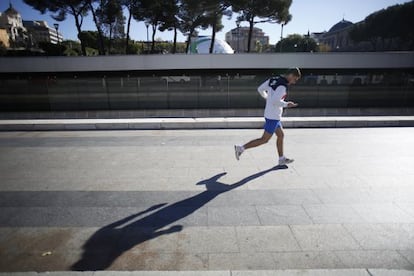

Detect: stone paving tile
176,227,239,253
312,188,381,204
368,269,414,276
207,191,277,207
268,190,322,205
1,206,209,227
236,226,301,252
207,206,261,226
291,225,361,251
398,250,414,266
0,250,81,272
124,272,230,276
209,253,276,270
121,227,180,254
272,251,344,269
351,204,414,223
232,269,370,276
108,252,209,271
302,204,365,224
4,273,94,276
396,204,414,218
343,224,414,250
334,250,414,269
255,205,313,225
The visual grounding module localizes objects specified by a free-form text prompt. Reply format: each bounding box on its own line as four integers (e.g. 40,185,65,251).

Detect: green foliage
38,41,66,55
349,1,414,50
232,0,292,52
96,0,125,53
177,0,211,52
23,0,89,55
275,34,318,52
204,0,232,53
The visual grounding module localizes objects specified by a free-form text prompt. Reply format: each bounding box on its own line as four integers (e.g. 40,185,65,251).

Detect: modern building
0,3,27,47
23,20,63,45
225,27,269,53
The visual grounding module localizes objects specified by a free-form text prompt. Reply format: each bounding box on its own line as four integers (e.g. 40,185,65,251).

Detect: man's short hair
286,67,301,78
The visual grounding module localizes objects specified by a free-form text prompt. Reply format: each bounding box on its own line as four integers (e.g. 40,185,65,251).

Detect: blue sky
1,0,411,44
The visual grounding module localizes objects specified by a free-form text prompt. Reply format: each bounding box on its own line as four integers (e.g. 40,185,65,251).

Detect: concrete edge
0,269,413,276
0,117,413,131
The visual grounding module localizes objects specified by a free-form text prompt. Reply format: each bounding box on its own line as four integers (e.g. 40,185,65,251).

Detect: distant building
23,20,63,45
310,19,367,52
225,27,269,52
319,19,355,51
0,3,27,47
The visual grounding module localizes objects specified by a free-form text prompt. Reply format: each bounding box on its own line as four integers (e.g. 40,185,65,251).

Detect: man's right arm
257,79,269,99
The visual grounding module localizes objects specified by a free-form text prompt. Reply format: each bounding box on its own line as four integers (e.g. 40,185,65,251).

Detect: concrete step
0,269,413,276
0,116,413,131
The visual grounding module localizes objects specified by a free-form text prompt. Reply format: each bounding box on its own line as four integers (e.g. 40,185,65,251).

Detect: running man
234,68,301,166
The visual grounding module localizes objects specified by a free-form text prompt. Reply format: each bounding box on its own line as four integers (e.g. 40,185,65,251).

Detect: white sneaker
234,145,244,160
279,157,294,166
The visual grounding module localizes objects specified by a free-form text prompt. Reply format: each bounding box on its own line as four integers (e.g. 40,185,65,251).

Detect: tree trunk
151,24,156,53
247,16,254,53
185,28,194,54
108,24,113,54
73,12,86,56
88,2,105,55
209,16,217,54
125,6,133,54
172,25,177,54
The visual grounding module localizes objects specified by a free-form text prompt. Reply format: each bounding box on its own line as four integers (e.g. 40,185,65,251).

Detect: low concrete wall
0,108,413,120
1,52,414,73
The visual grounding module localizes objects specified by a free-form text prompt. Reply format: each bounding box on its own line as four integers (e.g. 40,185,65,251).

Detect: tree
23,0,89,55
122,0,141,54
97,0,125,54
178,0,210,53
205,0,231,54
349,1,414,51
275,34,317,52
231,0,292,52
158,0,180,54
141,0,164,53
85,0,106,55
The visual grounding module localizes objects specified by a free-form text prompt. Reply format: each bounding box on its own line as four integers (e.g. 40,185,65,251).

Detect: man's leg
243,131,273,150
275,125,294,165
234,131,272,160
275,126,284,157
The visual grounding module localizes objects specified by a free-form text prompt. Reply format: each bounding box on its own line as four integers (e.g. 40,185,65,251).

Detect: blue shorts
264,118,282,134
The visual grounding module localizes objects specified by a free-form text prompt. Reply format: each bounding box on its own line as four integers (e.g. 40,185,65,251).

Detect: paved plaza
0,128,413,273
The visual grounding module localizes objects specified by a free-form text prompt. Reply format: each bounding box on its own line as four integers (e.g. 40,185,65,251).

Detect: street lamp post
145,22,150,53
53,23,60,45
236,21,240,53
279,22,285,52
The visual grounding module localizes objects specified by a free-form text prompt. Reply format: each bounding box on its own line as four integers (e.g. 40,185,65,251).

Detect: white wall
0,52,413,73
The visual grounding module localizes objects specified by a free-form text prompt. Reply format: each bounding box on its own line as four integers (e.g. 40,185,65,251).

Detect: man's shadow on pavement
71,165,287,271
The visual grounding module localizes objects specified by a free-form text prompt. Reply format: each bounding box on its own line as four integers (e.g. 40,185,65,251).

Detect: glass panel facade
1,70,413,111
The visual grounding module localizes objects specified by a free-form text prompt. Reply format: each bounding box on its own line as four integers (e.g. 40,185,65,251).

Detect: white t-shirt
257,77,288,120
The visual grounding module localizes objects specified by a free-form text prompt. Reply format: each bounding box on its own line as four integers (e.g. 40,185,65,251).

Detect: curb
0,269,413,276
0,116,413,131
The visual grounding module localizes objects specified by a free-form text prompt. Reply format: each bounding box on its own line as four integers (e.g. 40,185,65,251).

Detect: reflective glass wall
1,70,413,111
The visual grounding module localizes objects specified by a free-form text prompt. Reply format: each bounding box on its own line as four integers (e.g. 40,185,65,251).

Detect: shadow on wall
71,165,287,271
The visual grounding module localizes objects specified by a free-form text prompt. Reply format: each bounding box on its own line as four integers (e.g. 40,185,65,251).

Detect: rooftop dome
328,19,353,33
